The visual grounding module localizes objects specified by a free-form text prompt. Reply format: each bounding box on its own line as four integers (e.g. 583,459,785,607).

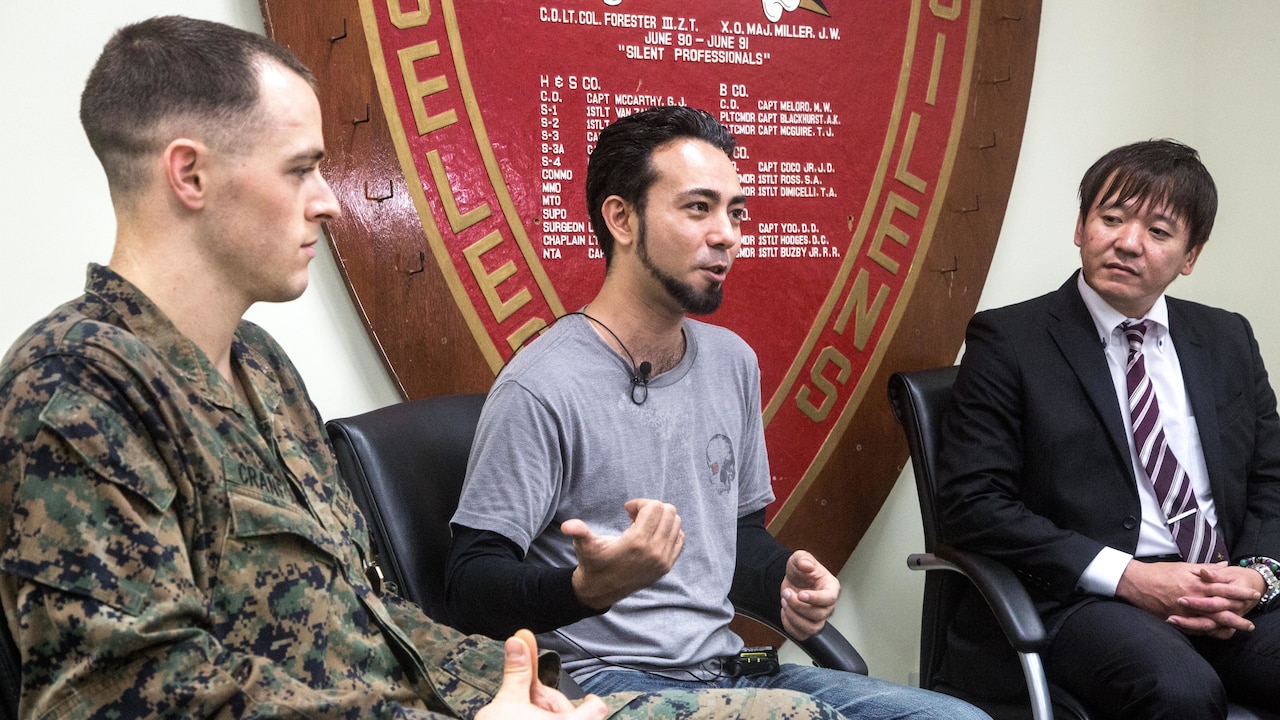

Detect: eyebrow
681,187,746,206
1099,199,1183,228
289,149,327,164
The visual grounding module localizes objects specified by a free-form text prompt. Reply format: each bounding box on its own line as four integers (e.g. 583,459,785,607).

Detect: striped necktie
1122,320,1227,563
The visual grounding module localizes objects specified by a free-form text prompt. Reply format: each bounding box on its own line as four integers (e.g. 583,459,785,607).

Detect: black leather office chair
326,392,869,683
888,366,1278,720
888,366,1083,720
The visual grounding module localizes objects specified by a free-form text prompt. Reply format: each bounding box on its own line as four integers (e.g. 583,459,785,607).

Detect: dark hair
80,15,315,196
585,106,736,266
1078,139,1218,251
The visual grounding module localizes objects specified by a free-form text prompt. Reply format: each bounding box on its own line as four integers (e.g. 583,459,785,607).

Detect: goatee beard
636,220,725,315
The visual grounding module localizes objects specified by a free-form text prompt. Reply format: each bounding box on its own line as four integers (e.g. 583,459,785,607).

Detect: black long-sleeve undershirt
729,508,793,623
444,508,793,640
445,525,605,638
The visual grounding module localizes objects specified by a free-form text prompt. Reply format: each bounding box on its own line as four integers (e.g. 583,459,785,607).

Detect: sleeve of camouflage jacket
0,355,453,720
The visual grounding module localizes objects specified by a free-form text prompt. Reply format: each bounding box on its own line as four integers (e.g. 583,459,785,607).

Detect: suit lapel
1045,276,1135,477
1167,301,1229,527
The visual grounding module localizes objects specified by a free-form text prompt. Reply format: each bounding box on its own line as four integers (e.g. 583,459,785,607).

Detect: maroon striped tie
1122,321,1227,564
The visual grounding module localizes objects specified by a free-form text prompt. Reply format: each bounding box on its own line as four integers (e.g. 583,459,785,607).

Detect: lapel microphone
631,361,652,405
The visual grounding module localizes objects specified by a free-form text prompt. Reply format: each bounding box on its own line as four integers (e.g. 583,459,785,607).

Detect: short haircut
585,106,736,266
1078,139,1218,251
80,15,315,196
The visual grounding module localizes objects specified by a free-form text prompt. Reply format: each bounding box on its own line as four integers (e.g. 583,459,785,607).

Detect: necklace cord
501,311,651,405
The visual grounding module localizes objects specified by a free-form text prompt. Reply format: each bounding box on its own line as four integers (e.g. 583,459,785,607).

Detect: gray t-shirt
453,313,774,680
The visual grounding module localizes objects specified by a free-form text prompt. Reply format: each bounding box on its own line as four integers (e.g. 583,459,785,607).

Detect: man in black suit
939,139,1280,718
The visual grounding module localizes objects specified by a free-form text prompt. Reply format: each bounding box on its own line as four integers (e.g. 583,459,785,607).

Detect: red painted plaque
262,0,1038,576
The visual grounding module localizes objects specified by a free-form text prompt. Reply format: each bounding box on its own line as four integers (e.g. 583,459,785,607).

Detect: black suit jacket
936,273,1280,687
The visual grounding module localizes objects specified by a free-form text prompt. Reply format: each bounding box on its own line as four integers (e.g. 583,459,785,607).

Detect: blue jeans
579,664,991,720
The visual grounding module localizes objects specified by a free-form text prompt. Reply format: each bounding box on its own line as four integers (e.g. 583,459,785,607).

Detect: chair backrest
887,366,960,693
887,366,958,552
325,393,487,624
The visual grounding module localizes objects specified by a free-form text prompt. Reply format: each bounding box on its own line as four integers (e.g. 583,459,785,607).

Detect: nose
1114,222,1143,254
310,172,342,222
709,210,741,253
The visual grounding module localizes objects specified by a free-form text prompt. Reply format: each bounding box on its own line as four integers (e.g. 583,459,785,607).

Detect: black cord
502,311,651,405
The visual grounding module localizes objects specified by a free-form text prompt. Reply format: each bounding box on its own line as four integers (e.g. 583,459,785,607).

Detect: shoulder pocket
4,384,177,614
40,384,177,511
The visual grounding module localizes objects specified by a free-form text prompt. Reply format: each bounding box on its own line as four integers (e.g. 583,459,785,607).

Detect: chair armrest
733,606,869,675
907,546,1048,653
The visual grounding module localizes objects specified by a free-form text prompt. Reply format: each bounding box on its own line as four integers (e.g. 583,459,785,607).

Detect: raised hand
780,550,840,639
561,498,684,609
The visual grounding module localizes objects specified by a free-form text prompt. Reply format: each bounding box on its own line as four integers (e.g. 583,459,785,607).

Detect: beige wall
3,0,1277,687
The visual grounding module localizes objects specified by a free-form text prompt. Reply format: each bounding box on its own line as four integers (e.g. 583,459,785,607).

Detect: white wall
3,0,1277,688
0,1,401,421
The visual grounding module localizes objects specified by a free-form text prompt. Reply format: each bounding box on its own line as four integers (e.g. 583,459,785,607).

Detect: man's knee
768,664,989,720
1067,647,1225,719
1048,601,1228,718
743,688,845,720
1119,660,1226,719
612,687,843,720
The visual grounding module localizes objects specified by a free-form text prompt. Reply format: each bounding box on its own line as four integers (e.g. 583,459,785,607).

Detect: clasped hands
1117,559,1265,639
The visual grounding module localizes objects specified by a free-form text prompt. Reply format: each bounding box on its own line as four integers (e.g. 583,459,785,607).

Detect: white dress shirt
1075,274,1220,595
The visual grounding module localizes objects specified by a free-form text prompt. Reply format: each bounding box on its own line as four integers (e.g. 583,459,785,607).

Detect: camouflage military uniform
0,265,843,720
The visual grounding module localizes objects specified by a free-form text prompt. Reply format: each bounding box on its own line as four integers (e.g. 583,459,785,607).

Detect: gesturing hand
476,629,609,720
561,498,684,609
780,550,840,640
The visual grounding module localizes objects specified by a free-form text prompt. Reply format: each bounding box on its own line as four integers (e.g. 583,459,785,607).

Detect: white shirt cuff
1077,546,1132,596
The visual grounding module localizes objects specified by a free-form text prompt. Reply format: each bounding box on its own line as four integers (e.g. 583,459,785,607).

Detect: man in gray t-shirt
454,312,772,679
446,106,989,720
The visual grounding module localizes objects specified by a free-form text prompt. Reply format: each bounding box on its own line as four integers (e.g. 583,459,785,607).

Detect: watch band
1238,555,1280,607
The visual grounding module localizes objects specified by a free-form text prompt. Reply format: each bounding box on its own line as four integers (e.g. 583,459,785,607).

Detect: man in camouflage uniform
0,15,847,720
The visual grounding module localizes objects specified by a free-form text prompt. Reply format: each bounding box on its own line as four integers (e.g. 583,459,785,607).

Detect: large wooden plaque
262,0,1039,602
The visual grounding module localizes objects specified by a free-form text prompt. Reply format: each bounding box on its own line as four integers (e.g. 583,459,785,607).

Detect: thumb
624,498,647,520
791,551,820,576
493,633,537,703
561,520,600,565
514,628,541,679
561,518,594,542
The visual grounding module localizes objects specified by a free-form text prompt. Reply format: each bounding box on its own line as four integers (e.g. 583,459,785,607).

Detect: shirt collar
84,263,250,411
1076,272,1170,346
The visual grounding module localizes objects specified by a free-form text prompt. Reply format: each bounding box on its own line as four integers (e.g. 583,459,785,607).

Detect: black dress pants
1045,599,1280,719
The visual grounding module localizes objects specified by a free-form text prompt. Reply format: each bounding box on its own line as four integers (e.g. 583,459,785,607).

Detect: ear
1073,213,1086,248
163,138,208,211
1181,243,1203,276
601,195,638,252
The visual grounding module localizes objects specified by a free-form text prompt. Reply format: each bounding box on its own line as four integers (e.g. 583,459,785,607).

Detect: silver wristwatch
1248,562,1280,607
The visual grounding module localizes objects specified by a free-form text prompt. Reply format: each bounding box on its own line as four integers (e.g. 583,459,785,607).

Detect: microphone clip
630,361,652,405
